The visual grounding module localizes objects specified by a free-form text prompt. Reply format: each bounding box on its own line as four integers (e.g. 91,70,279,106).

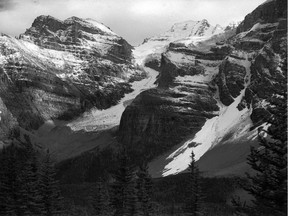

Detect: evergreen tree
0,145,11,215
186,151,202,216
0,143,25,216
136,163,153,216
92,179,111,216
39,150,63,216
245,87,287,216
111,149,138,216
19,135,43,215
0,138,64,216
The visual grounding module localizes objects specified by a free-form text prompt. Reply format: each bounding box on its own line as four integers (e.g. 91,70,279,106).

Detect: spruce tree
186,151,202,216
111,148,138,216
136,163,153,216
92,180,111,216
19,135,43,215
39,150,63,216
0,145,10,215
0,144,25,216
245,87,287,216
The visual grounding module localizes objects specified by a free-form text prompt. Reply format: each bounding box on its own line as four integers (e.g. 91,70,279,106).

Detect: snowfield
161,52,254,176
67,67,158,131
133,19,224,65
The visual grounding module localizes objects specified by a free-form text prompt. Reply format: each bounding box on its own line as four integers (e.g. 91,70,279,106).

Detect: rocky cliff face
0,15,141,139
133,19,225,67
119,0,287,176
120,21,230,163
236,0,287,33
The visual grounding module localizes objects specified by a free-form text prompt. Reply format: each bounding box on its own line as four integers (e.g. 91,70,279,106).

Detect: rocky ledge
118,0,287,175
0,15,142,139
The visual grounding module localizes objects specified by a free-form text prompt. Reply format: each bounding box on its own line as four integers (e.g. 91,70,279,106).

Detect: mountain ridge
118,0,287,177
0,15,143,141
0,1,286,180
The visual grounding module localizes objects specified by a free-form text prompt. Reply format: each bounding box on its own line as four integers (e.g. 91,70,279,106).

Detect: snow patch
67,67,158,131
133,20,224,66
166,51,195,65
162,53,253,176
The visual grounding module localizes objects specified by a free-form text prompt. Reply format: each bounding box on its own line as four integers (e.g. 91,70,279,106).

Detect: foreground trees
0,136,63,216
234,86,287,216
246,90,287,215
186,151,203,216
111,150,138,216
136,163,153,216
111,149,153,216
39,150,63,216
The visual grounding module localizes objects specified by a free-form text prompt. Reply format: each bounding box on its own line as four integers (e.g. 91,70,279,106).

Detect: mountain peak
168,19,220,37
32,15,62,26
200,19,210,26
224,21,240,31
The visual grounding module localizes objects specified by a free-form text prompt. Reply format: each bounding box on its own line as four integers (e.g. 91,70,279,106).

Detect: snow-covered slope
133,19,224,65
162,52,252,176
119,2,287,178
0,15,143,140
67,67,158,131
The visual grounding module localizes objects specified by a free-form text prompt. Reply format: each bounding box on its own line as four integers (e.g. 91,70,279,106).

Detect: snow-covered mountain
0,0,286,180
0,15,144,141
119,0,287,177
133,19,224,65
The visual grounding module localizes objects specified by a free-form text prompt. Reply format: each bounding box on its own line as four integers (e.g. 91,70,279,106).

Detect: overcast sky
0,0,266,45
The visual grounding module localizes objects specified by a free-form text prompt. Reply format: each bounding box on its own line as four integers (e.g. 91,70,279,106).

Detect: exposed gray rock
0,16,141,139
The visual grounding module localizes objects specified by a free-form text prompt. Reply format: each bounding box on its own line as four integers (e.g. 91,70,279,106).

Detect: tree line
0,135,62,216
0,83,286,216
233,82,287,215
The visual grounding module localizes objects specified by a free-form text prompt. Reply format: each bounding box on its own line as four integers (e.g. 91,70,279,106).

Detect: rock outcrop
120,45,222,162
236,0,287,33
0,16,142,139
119,1,287,176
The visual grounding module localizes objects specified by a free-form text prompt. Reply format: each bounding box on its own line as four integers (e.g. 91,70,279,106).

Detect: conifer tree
186,151,202,216
19,135,43,215
136,163,153,216
245,87,287,216
0,144,24,216
0,145,11,215
39,150,63,216
93,179,111,216
111,148,138,216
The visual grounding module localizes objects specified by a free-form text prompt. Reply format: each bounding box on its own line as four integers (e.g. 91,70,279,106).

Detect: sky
0,0,266,46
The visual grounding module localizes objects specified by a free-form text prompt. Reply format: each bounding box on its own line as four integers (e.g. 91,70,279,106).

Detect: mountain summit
119,0,287,177
134,19,224,65
0,15,142,140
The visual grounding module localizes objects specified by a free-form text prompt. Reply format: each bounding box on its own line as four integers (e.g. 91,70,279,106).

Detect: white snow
3,36,83,73
165,19,223,39
133,19,224,66
166,51,195,65
85,18,117,36
172,60,220,91
261,0,274,5
162,52,253,176
133,40,167,65
67,67,158,131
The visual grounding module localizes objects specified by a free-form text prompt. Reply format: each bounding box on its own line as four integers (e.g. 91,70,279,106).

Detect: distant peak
200,19,210,27
64,16,85,22
34,15,61,22
225,21,240,31
26,15,118,40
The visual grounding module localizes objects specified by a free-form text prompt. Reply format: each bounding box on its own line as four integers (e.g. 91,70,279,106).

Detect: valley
0,0,286,215
0,0,286,178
